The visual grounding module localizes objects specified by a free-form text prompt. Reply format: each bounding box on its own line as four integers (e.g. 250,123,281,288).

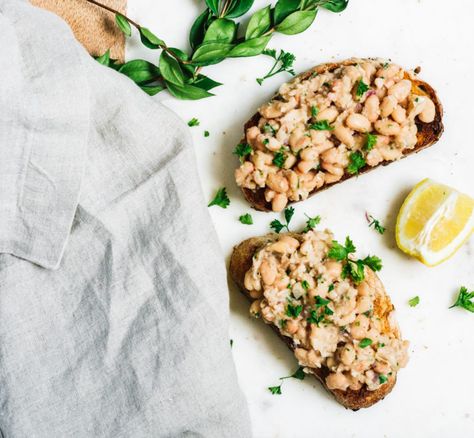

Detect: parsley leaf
301,280,309,291
366,214,386,234
187,117,200,127
270,219,286,233
347,151,366,175
233,143,252,163
286,303,303,318
449,286,474,313
285,206,295,224
361,255,383,272
291,367,306,380
230,339,233,347
303,213,321,232
311,105,319,117
239,213,253,225
408,296,420,307
208,187,230,209
379,374,388,384
204,130,210,137
268,385,282,395
328,237,382,284
355,80,369,98
273,149,286,168
359,338,373,348
365,133,377,151
270,207,294,233
309,120,334,131
257,49,296,85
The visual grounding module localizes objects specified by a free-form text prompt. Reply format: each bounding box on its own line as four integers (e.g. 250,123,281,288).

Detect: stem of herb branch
83,0,192,65
257,58,281,85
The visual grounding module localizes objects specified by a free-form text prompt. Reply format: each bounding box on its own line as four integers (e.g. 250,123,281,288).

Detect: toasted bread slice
238,58,444,211
230,232,405,410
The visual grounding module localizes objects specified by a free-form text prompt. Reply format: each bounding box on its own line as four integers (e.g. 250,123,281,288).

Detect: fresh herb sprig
257,49,296,85
239,213,253,224
449,286,474,313
87,0,349,99
303,214,321,232
408,296,420,307
366,213,386,234
268,366,305,395
328,236,382,284
270,207,295,233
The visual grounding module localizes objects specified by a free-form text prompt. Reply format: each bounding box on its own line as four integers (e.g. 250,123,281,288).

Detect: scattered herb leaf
233,143,253,163
188,118,200,127
239,213,253,225
347,151,366,175
359,338,373,348
208,187,230,208
408,296,420,307
366,213,386,234
449,286,474,313
309,120,334,131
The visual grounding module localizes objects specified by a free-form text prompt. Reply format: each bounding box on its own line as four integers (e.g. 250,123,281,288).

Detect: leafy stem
257,49,296,85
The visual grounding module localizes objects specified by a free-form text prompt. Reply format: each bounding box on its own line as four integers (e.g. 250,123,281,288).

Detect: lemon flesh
396,179,474,266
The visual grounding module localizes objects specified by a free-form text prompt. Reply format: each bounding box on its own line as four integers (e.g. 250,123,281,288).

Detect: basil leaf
229,35,271,57
193,74,222,91
115,14,131,37
320,0,349,13
245,6,271,40
139,27,164,49
166,82,214,100
96,50,110,66
191,42,234,66
140,84,165,96
205,0,219,15
276,10,317,35
203,18,236,43
159,52,185,85
189,9,211,50
119,59,160,85
225,0,254,18
274,0,300,25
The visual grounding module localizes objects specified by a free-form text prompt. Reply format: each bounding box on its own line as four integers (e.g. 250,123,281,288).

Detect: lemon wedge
396,178,474,266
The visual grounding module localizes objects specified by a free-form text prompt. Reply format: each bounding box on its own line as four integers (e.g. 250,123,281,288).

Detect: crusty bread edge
240,58,445,211
229,232,399,410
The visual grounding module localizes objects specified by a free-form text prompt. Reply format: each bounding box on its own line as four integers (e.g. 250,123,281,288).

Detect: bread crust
229,233,400,410
240,59,444,211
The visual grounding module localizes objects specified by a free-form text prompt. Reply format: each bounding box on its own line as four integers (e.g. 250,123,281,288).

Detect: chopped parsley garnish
303,213,321,232
379,374,388,384
328,237,382,284
408,296,420,307
347,151,366,174
257,49,296,86
309,120,334,131
366,213,386,234
272,149,286,168
263,123,276,135
311,105,319,117
328,284,335,292
270,206,295,233
239,213,253,225
365,133,377,151
268,385,282,395
204,130,210,137
230,339,233,348
233,143,252,163
307,295,333,326
286,303,303,318
358,338,373,348
268,367,306,395
208,187,230,209
301,280,309,291
449,286,474,313
355,80,369,98
187,118,200,127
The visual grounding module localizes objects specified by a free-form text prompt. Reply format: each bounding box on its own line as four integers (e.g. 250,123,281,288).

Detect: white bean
297,160,317,174
300,146,318,161
380,95,397,118
316,106,339,123
419,98,436,123
388,79,412,102
363,94,380,122
267,172,289,193
334,124,355,148
346,113,371,133
272,193,288,212
374,119,401,136
391,105,406,124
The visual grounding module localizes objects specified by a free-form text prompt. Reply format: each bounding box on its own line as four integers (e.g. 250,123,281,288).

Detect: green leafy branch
85,0,349,100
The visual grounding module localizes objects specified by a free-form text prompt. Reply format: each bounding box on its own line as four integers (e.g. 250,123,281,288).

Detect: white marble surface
127,1,474,436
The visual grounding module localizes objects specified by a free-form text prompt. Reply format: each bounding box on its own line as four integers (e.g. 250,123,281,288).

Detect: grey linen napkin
0,1,251,436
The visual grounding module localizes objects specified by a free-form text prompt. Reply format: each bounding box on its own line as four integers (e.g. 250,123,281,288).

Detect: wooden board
30,0,126,62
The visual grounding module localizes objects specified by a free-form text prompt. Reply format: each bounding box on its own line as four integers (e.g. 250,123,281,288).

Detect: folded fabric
0,1,251,436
